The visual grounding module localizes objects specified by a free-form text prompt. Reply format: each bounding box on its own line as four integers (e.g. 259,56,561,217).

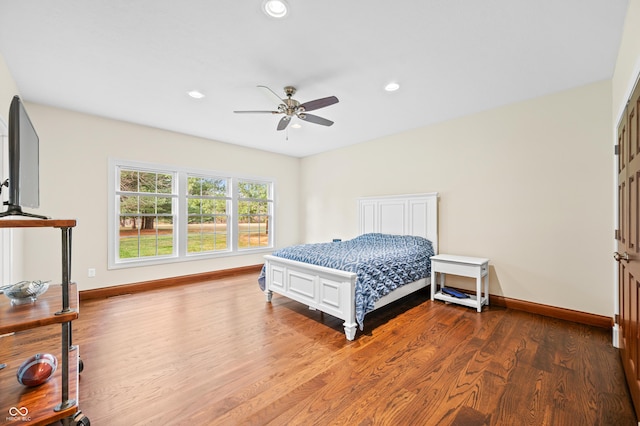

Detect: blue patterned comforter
258,233,434,329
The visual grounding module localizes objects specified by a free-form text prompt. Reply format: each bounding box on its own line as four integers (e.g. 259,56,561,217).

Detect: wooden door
618,78,640,419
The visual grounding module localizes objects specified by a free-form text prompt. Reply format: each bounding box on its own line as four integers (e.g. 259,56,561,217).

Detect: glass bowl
2,280,50,305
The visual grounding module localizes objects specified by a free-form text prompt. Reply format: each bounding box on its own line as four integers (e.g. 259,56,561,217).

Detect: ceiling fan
234,85,339,131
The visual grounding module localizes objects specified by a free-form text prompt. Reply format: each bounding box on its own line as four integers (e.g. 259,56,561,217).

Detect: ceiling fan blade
233,110,280,114
299,113,334,127
257,85,285,105
277,116,291,131
299,96,339,112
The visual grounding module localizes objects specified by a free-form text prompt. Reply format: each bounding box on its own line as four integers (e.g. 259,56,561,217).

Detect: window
238,180,271,249
109,160,274,268
187,175,229,253
117,168,176,259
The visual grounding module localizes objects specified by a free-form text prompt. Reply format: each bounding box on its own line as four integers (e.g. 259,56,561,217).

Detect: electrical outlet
88,268,96,278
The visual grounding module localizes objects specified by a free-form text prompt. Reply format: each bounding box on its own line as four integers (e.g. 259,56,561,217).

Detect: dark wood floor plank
66,273,637,425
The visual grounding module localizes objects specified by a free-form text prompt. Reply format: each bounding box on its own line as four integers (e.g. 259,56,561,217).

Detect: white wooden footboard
264,254,359,340
264,255,430,340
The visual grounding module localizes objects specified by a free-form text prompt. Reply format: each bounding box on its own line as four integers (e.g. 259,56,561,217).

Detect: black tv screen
1,95,47,218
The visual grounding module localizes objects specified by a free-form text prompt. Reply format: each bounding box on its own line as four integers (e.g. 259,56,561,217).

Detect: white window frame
108,159,275,269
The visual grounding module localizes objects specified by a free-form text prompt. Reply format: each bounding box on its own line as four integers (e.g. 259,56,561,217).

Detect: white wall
613,0,640,117
0,53,19,119
301,80,613,317
17,104,301,291
0,52,23,284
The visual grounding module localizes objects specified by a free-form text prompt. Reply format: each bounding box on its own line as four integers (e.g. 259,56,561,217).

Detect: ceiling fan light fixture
385,82,400,92
263,0,289,18
187,90,205,99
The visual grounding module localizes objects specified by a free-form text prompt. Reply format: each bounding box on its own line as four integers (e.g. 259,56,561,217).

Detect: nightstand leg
476,276,482,312
484,274,489,306
431,272,436,300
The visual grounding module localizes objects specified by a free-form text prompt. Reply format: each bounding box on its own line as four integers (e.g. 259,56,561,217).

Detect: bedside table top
430,254,489,265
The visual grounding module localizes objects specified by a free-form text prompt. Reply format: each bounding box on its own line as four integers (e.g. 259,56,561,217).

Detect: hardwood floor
65,273,637,425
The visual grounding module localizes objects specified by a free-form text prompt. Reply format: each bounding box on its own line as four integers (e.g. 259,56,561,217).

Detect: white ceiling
0,1,630,158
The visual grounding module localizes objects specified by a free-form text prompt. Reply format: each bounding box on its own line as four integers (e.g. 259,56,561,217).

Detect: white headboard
358,192,438,254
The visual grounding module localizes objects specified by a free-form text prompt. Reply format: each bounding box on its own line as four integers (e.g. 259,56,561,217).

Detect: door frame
615,65,640,349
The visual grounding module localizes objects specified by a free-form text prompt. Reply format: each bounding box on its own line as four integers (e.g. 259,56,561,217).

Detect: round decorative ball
16,353,58,387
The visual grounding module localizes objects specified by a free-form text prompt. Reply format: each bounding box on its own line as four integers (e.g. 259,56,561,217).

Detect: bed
260,192,438,340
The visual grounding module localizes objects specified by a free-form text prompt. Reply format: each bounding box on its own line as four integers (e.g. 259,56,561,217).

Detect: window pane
156,217,174,255
188,198,202,214
187,213,229,253
198,198,228,214
186,175,230,255
120,170,138,192
188,176,202,196
203,178,227,197
238,217,270,249
201,199,216,214
213,229,228,250
238,200,268,215
119,216,140,259
139,172,157,193
117,166,176,262
120,195,138,214
157,196,172,214
136,216,174,257
237,180,271,251
188,176,228,197
139,196,156,214
239,181,268,199
216,199,227,214
157,173,173,194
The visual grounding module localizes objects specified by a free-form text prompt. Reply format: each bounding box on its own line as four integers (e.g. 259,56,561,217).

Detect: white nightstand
430,254,490,312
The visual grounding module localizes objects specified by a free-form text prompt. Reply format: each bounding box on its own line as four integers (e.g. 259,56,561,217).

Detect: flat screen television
0,95,48,219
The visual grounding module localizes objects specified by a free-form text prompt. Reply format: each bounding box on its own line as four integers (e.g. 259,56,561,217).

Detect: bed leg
265,290,273,302
343,323,357,341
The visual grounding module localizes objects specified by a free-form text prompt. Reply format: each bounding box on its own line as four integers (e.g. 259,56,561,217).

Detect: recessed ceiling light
187,90,205,99
385,82,400,92
291,123,301,129
263,0,289,18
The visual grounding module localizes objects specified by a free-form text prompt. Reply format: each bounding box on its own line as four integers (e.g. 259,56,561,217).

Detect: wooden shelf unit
0,282,78,334
0,219,82,425
0,327,80,425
